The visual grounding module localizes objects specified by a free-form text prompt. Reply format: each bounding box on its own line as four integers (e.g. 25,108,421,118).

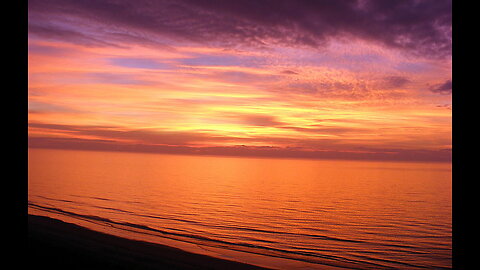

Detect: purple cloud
28,135,452,162
28,101,82,114
382,76,410,89
430,79,452,94
280,70,298,75
28,43,74,55
84,72,153,85
28,122,452,162
278,125,365,135
28,122,231,146
241,115,284,126
28,0,451,59
28,23,122,48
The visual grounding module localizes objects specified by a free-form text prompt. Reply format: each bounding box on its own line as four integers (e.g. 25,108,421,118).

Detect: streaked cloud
28,136,451,162
28,0,452,58
382,76,410,89
430,79,452,94
28,0,452,162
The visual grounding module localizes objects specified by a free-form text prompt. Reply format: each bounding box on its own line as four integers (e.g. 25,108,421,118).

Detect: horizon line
27,139,452,164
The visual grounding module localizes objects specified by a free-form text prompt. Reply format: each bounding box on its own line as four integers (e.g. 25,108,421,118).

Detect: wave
28,201,448,270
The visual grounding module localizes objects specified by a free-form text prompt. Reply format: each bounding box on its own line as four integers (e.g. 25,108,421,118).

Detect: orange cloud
28,7,451,162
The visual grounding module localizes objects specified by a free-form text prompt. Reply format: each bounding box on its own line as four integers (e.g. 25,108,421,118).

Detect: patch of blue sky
51,72,153,86
87,72,152,85
178,54,264,67
394,61,431,73
109,57,173,70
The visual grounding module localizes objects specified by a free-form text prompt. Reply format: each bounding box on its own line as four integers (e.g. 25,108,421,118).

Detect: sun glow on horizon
28,0,451,162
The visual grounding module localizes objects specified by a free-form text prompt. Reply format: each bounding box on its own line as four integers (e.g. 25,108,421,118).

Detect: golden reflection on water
28,148,451,269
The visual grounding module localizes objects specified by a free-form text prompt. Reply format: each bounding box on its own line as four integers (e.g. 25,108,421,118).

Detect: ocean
28,148,452,269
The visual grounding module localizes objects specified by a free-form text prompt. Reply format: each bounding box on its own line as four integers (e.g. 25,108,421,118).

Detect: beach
28,214,270,270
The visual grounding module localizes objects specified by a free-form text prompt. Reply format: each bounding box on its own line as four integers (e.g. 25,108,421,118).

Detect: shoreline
28,214,271,269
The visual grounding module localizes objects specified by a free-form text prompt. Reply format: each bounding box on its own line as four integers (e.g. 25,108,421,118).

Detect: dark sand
28,214,271,270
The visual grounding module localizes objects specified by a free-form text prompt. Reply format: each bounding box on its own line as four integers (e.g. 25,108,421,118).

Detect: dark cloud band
28,0,451,59
430,79,452,94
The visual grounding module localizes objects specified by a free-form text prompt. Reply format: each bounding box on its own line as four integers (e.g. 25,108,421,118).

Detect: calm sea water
28,148,451,269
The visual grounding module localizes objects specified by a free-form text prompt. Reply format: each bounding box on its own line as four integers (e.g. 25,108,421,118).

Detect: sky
28,0,452,162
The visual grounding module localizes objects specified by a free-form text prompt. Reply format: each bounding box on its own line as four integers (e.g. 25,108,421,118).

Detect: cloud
28,23,122,48
382,76,410,89
84,72,153,85
278,125,365,135
28,121,452,162
436,104,452,110
28,101,82,114
241,115,284,126
280,80,366,97
29,123,114,132
28,43,75,55
28,135,451,162
28,122,230,146
281,70,298,75
28,0,451,58
27,1,452,164
430,79,452,94
214,71,280,84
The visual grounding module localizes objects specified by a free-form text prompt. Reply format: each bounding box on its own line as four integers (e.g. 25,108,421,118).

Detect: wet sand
28,214,271,270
